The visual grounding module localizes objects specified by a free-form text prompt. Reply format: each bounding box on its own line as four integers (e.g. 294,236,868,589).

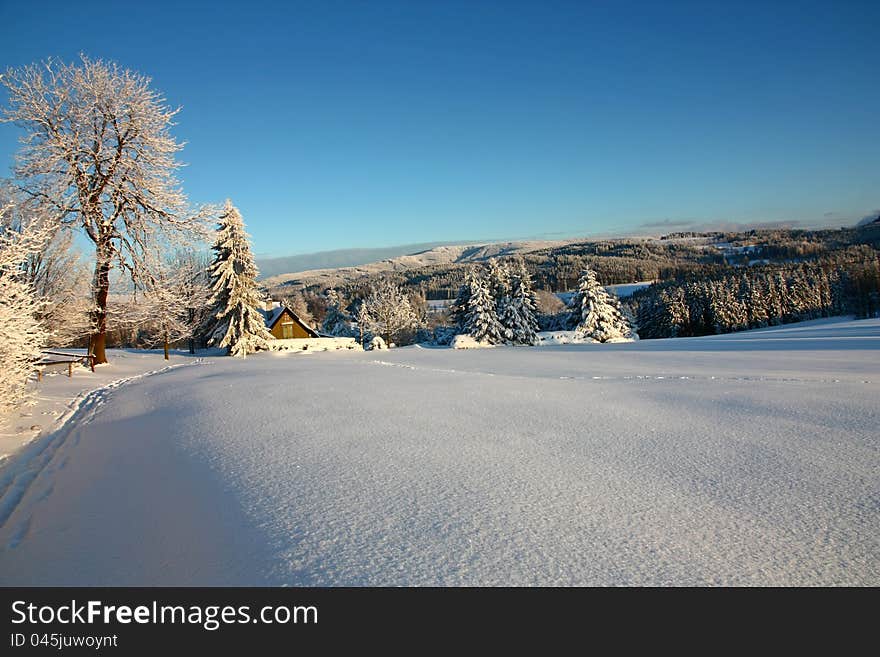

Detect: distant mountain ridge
856,211,880,227
260,239,577,289
256,241,476,280
260,217,880,292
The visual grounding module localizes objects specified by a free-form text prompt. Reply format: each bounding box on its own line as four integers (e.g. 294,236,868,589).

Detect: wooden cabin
261,302,320,339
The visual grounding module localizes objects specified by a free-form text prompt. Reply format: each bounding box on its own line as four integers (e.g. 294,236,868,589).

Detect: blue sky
1,0,878,257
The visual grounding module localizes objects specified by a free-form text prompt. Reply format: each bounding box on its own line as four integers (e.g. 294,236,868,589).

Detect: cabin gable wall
269,310,314,339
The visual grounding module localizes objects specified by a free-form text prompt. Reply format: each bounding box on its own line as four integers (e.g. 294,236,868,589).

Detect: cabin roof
262,305,286,327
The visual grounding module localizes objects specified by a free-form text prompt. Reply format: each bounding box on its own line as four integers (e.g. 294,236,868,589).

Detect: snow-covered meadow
0,318,877,586
0,349,207,463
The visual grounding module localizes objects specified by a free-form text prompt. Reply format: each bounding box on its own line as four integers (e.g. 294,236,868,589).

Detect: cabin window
281,322,294,339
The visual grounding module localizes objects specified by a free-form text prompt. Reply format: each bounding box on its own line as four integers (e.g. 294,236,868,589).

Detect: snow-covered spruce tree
321,289,354,337
204,201,272,357
463,270,504,344
739,275,768,329
449,267,477,332
487,257,511,300
567,268,634,342
636,287,689,339
0,203,52,410
488,257,514,341
2,56,210,364
356,279,421,346
497,258,539,345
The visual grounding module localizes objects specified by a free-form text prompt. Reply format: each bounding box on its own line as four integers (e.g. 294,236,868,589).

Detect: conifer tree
567,268,634,342
450,267,477,332
498,258,539,345
204,201,272,357
487,258,511,300
464,271,504,344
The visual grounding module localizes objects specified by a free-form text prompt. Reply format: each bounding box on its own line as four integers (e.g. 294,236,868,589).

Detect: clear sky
1,0,878,257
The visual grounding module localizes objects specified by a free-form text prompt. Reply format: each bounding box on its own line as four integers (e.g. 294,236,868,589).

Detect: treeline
633,246,880,339
314,244,725,301
295,226,880,301
526,253,720,292
267,224,880,342
719,226,880,262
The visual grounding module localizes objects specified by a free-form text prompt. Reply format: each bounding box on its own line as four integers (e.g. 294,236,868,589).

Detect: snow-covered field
0,349,207,464
0,318,878,585
605,281,653,298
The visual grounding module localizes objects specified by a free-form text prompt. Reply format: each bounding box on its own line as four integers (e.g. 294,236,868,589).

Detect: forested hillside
267,224,880,341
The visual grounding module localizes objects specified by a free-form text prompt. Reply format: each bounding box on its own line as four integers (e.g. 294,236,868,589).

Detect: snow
536,330,595,345
605,281,653,298
267,337,362,352
535,329,635,345
426,299,451,313
451,334,495,349
0,349,210,465
0,317,878,585
260,305,286,327
367,336,388,350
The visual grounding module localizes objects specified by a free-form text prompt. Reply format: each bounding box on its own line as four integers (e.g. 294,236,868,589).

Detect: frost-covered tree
26,229,92,347
636,286,688,339
204,201,271,357
488,257,513,340
143,273,189,360
357,279,421,346
0,183,91,347
487,257,511,300
498,258,539,345
463,272,504,344
449,267,477,331
739,275,768,329
632,253,880,339
321,289,354,337
567,268,634,342
0,203,52,410
282,291,315,328
140,251,211,359
169,249,212,354
2,56,210,364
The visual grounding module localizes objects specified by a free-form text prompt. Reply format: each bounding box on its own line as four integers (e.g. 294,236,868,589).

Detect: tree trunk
188,308,196,354
91,256,112,364
164,330,170,360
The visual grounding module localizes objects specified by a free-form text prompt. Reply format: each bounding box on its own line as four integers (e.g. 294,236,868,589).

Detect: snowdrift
451,334,495,349
265,337,362,352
